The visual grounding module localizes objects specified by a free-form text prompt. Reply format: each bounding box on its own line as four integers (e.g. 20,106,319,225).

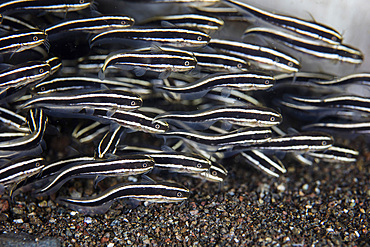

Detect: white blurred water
238,0,370,73
102,0,370,75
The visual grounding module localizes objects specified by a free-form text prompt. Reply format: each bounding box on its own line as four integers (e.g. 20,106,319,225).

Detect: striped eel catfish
160,128,272,152
33,155,155,196
208,39,300,73
57,181,190,215
244,27,363,64
90,28,211,48
155,105,282,128
19,89,143,113
0,157,44,190
224,0,342,44
157,73,274,100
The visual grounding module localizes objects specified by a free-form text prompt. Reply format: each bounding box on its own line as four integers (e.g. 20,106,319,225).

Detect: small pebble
38,200,48,208
84,217,92,224
13,219,23,223
65,229,72,237
70,190,82,198
12,208,24,215
277,184,286,192
190,210,198,216
0,199,9,213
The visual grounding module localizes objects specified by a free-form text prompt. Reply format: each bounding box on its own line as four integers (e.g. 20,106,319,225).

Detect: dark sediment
0,143,368,246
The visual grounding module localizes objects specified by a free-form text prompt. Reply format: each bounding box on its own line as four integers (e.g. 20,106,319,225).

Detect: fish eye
121,21,126,25
79,0,84,3
40,86,45,91
332,36,337,42
184,61,190,66
237,63,243,69
143,163,147,167
322,141,327,145
130,101,136,106
288,61,294,67
196,163,202,168
177,192,182,197
265,80,269,85
211,170,217,176
197,36,202,41
270,117,275,121
275,57,280,62
35,162,40,167
155,123,160,129
39,68,44,73
33,36,38,41
264,134,270,138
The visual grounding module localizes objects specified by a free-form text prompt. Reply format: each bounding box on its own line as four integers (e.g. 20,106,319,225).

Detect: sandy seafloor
0,0,369,246
0,138,368,246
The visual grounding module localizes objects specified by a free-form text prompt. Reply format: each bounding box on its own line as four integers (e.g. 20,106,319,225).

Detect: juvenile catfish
99,46,197,79
57,181,190,215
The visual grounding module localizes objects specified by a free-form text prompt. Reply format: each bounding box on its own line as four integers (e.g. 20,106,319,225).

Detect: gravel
0,143,368,246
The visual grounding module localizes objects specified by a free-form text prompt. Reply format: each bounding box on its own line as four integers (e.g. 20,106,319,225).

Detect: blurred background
241,0,370,72
98,0,370,75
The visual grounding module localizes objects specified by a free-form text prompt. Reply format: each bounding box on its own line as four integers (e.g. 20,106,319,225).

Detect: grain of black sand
0,142,369,246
